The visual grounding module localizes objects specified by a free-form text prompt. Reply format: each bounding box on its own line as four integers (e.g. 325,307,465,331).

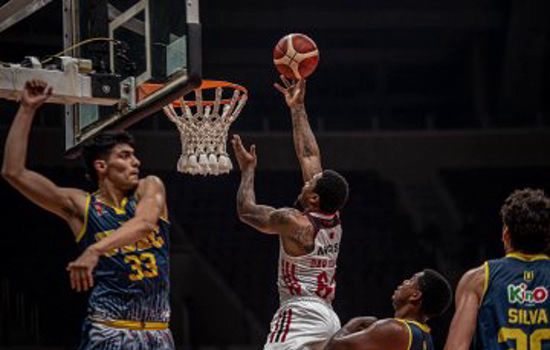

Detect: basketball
273,33,319,80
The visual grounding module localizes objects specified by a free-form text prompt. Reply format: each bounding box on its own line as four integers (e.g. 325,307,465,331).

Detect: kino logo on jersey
507,283,548,304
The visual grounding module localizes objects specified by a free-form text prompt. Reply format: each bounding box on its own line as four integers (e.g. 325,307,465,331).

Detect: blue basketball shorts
77,317,175,350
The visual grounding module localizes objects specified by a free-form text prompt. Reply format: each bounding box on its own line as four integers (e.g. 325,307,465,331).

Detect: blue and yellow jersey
394,319,433,350
475,253,550,350
76,192,170,323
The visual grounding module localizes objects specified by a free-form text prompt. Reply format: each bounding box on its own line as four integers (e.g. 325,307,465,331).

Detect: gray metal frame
0,0,54,33
63,0,78,152
62,0,202,158
108,0,151,86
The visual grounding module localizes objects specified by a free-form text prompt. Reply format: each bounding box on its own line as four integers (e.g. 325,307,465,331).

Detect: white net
162,81,247,175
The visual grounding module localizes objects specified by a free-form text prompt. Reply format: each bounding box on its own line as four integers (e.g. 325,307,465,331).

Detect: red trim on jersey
281,308,293,342
269,310,283,343
282,261,302,295
305,214,322,241
294,263,301,294
306,211,341,237
309,211,337,220
94,201,103,215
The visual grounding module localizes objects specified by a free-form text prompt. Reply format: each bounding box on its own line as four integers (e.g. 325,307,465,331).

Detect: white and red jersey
277,211,342,305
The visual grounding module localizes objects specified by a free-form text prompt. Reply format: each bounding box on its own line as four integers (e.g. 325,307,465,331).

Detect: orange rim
138,80,248,107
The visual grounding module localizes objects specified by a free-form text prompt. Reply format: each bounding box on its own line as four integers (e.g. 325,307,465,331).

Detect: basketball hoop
139,80,248,175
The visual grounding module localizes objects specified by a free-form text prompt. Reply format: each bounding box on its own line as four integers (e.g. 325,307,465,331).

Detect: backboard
63,0,202,158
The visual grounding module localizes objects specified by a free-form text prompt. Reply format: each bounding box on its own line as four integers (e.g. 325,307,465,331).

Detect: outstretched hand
21,80,52,110
66,246,100,292
274,76,306,108
231,134,257,171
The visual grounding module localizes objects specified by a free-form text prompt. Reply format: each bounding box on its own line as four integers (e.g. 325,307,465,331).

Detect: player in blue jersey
444,188,550,350
2,80,174,349
323,269,452,350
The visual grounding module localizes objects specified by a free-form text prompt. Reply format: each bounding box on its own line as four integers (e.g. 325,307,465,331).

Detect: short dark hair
314,170,349,214
81,131,135,184
500,188,550,254
418,269,452,319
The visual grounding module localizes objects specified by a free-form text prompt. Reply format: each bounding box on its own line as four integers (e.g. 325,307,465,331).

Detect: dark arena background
1,0,550,349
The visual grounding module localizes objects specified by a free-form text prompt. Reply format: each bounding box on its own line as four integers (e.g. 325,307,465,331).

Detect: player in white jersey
231,77,349,350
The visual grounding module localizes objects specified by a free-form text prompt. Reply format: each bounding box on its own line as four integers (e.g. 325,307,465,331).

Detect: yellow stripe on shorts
94,319,168,331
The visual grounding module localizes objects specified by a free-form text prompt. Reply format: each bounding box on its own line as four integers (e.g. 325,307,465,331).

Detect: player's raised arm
275,78,322,182
231,134,264,228
324,319,409,350
1,80,86,228
443,265,485,350
231,134,314,241
231,133,284,233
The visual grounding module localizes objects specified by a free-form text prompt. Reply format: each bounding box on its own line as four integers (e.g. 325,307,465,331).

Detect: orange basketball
273,33,319,80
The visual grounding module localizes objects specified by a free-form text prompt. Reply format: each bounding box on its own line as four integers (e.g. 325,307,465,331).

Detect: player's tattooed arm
274,78,322,182
234,153,269,229
291,102,322,182
236,167,278,233
443,265,485,350
233,134,279,233
232,134,313,246
236,160,258,216
236,172,313,247
324,319,409,350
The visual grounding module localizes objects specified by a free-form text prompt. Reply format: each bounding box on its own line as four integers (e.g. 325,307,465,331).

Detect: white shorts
264,297,341,350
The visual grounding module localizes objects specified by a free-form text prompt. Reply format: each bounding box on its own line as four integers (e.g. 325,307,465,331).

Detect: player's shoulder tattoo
271,208,315,251
270,207,302,223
